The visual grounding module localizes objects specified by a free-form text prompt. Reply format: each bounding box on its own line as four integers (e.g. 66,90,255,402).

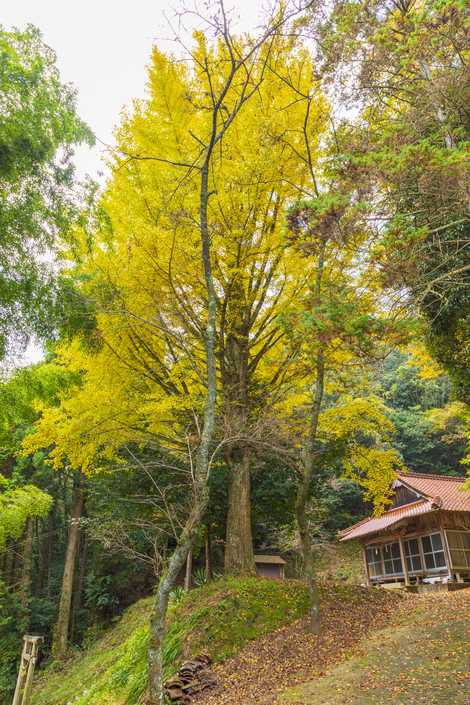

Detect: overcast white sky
2,0,267,180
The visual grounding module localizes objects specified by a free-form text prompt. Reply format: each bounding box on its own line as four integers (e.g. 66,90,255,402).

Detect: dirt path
284,589,470,705
195,588,470,705
193,585,406,705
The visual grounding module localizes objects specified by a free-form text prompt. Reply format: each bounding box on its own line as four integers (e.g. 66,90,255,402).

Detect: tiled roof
397,472,470,512
340,472,470,542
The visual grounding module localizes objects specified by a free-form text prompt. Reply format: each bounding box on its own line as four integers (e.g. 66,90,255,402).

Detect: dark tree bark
221,302,256,575
224,447,255,575
52,474,84,659
36,517,48,595
71,531,88,643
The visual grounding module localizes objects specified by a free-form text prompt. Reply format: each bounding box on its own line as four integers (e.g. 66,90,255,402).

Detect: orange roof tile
340,472,470,542
397,472,470,512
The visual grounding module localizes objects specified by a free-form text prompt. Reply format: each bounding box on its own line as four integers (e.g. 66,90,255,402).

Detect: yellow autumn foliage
23,32,328,472
22,31,406,514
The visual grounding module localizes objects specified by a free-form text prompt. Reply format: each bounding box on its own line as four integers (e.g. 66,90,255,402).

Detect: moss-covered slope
32,578,310,705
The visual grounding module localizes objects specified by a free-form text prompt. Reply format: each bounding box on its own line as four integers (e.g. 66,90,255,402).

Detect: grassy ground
282,590,470,705
31,577,310,705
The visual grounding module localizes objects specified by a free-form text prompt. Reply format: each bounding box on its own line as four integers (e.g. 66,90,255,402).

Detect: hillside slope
31,577,398,705
193,582,399,705
31,578,311,705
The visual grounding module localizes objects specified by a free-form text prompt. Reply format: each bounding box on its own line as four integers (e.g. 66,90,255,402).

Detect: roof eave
339,506,442,542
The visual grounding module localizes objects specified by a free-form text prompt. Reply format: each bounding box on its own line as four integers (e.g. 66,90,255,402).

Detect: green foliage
0,362,76,458
0,480,52,551
0,24,92,356
192,568,207,587
378,352,467,474
84,574,119,613
0,581,29,705
325,0,470,396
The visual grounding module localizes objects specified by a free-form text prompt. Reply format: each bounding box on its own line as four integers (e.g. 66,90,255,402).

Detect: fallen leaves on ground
285,589,470,705
193,583,406,705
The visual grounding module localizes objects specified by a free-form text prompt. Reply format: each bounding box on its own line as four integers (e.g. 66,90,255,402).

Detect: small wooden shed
254,554,286,579
340,472,470,587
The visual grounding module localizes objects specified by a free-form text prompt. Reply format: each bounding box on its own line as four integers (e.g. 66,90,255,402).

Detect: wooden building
254,554,286,579
340,472,470,587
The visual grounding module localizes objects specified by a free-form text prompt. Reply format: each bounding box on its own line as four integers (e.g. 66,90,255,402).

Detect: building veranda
340,473,470,588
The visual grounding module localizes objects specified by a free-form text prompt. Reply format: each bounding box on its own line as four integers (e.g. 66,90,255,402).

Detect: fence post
12,635,43,705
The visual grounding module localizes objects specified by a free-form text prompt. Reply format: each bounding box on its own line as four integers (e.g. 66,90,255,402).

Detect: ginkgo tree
22,3,319,701
103,30,329,577
25,21,329,575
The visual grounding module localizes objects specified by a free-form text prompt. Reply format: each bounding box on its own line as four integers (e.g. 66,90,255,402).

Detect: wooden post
417,535,426,576
440,528,453,582
12,635,43,705
362,545,371,586
398,537,410,587
53,476,84,659
11,639,28,705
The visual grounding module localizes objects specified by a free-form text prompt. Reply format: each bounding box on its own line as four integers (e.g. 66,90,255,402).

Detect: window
382,542,403,575
446,531,470,568
366,546,383,578
421,533,446,570
365,533,449,579
404,538,422,573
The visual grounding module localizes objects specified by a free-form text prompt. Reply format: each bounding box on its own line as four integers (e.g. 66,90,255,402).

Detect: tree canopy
0,24,93,358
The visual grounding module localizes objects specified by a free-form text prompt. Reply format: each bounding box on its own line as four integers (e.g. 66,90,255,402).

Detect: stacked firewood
164,653,216,703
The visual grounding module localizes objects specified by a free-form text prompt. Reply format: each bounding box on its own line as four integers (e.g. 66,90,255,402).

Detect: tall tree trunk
224,447,255,574
147,153,217,705
71,532,88,643
36,518,48,595
222,298,255,575
19,520,34,613
41,511,56,597
52,475,84,659
294,239,326,634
